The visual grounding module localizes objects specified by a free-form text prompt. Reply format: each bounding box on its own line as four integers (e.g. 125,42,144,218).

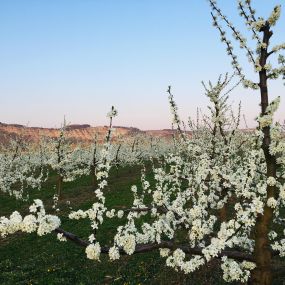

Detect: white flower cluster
0,138,49,200
107,106,118,118
57,233,67,242
168,86,182,127
271,227,285,257
267,176,276,186
268,5,281,27
0,199,60,237
267,197,277,209
221,257,256,283
166,250,205,274
114,233,136,255
85,243,101,260
251,19,265,31
257,97,280,128
108,246,120,261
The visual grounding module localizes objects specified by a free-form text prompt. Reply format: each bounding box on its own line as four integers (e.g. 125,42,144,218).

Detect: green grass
0,165,248,285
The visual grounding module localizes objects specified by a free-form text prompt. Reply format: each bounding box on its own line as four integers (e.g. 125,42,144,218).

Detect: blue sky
0,0,284,129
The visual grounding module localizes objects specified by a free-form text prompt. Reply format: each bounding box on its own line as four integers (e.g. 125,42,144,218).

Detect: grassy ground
0,165,258,285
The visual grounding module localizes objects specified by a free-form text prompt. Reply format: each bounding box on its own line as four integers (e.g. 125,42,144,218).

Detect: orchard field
1,1,285,285
0,165,234,285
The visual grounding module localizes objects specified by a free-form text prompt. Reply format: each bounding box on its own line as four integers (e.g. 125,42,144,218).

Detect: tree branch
54,227,255,262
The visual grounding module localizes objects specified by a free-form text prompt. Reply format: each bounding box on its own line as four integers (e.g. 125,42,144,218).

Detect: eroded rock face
0,122,186,144
0,122,178,145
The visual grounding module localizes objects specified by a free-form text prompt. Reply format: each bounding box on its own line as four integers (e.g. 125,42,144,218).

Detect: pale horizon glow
0,0,284,130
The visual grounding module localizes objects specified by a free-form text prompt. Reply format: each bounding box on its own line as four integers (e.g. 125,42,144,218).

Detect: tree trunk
219,205,227,222
91,165,97,188
250,205,273,285
57,175,63,199
250,153,276,285
249,23,275,285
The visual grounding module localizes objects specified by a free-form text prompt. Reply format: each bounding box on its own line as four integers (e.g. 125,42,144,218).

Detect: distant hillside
0,122,178,145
